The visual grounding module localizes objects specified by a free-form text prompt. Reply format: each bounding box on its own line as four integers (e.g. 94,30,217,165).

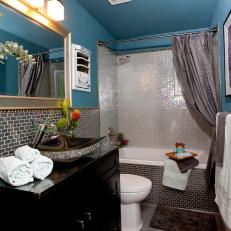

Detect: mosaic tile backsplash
120,163,218,212
98,45,118,136
0,108,100,157
117,50,211,149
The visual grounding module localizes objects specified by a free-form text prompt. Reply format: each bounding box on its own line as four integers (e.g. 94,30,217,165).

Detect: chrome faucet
31,123,47,148
31,116,51,148
107,127,118,144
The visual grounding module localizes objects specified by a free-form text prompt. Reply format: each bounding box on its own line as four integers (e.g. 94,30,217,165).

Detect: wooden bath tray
165,151,198,161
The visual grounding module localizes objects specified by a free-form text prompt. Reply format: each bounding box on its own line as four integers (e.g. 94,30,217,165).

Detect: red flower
121,139,129,145
71,109,81,121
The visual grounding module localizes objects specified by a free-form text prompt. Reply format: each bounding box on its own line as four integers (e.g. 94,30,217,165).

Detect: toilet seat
120,174,152,193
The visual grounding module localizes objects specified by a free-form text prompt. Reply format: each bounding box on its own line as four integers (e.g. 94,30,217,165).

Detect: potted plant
56,99,81,137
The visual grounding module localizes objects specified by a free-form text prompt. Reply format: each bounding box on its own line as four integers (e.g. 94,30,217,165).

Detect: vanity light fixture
30,11,49,25
9,0,29,13
24,0,44,9
47,0,64,21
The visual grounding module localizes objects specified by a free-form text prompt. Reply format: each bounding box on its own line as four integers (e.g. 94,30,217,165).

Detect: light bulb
24,0,44,9
47,0,64,21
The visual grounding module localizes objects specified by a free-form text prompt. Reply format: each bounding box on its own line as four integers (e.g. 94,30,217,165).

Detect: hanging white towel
162,157,191,191
215,114,231,228
0,156,34,186
30,155,53,180
15,145,40,163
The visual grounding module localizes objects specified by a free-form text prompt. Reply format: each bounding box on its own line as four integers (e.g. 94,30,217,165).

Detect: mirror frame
0,0,72,109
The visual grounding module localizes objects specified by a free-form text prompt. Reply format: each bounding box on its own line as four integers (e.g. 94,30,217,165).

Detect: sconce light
24,0,44,10
47,0,64,21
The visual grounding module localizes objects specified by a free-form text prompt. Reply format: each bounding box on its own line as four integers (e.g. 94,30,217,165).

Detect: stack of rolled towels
0,145,53,186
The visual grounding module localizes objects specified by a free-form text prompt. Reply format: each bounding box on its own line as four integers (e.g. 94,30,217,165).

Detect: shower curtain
172,32,219,187
19,54,44,96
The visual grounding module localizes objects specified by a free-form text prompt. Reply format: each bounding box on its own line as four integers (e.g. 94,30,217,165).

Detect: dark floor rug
150,206,222,231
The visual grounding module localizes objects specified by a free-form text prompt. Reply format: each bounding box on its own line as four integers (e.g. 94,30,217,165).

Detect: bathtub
119,147,208,169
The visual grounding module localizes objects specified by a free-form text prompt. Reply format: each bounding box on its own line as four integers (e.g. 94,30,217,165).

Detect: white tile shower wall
117,50,211,149
98,46,119,136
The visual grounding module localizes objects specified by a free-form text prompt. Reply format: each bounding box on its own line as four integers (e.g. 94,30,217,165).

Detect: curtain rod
32,48,64,56
109,46,171,55
98,27,218,46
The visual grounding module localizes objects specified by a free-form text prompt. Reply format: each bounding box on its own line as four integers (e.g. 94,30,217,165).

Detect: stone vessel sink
37,135,106,163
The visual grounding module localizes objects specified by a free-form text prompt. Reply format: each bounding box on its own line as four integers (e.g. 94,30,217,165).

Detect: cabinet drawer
88,150,119,178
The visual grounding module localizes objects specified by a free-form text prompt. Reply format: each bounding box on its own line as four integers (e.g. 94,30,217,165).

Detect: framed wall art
224,10,231,95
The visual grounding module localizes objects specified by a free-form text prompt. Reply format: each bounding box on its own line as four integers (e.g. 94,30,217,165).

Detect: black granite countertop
0,142,118,199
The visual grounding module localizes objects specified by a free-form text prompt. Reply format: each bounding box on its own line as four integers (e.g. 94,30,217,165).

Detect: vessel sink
37,135,106,163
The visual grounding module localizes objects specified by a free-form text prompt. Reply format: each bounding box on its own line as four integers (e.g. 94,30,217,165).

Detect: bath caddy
37,135,107,163
165,151,198,161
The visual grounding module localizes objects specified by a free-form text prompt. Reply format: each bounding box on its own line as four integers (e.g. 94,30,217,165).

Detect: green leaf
56,118,68,130
62,99,70,117
72,121,79,129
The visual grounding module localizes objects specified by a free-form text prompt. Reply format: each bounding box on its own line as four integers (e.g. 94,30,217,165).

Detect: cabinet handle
75,219,85,229
110,190,117,195
84,212,92,221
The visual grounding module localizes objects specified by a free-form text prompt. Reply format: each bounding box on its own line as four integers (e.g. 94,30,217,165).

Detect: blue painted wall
115,28,209,52
0,29,47,95
211,0,231,111
62,0,115,108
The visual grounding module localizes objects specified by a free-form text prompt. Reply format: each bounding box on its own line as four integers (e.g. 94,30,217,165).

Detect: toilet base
121,203,143,231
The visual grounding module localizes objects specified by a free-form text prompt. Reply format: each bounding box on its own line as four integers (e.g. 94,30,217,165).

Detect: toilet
120,174,152,231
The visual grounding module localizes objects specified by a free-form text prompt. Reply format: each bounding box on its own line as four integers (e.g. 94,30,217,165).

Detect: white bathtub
119,147,208,169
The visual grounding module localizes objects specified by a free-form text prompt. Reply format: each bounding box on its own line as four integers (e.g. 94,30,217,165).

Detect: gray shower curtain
19,54,44,97
172,32,219,187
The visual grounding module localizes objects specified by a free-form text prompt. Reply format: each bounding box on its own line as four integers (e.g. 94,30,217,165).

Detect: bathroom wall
0,108,100,157
210,0,231,111
98,46,118,136
117,50,211,149
62,0,115,108
0,0,114,156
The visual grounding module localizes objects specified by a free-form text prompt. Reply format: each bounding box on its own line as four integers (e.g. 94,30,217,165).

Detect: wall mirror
0,0,71,109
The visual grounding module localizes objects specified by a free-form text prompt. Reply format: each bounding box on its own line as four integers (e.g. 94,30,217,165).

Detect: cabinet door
96,170,121,231
73,170,121,231
57,151,121,231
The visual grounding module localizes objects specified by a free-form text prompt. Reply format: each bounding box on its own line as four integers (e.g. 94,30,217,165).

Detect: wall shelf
72,44,91,92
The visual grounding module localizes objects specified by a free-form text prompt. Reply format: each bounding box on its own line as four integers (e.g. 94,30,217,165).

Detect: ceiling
77,0,218,39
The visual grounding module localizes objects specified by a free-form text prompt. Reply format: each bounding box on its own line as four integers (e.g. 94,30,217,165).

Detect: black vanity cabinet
0,144,121,231
59,149,121,231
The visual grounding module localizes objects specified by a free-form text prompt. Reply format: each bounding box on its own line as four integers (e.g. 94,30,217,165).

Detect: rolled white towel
0,156,34,186
15,145,40,163
31,155,53,180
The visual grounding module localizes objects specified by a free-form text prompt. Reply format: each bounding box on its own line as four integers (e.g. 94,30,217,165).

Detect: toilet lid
120,174,152,193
